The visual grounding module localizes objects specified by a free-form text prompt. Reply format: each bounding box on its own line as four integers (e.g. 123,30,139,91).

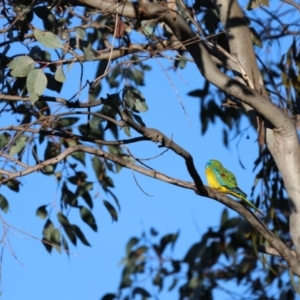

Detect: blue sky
1,1,297,299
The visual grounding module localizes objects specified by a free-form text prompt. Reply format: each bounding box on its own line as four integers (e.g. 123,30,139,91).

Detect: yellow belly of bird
205,169,228,193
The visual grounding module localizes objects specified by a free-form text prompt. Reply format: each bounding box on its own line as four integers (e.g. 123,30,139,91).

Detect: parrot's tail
230,187,247,199
230,189,264,216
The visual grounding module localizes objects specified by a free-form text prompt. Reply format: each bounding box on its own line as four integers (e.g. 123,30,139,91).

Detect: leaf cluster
101,210,296,299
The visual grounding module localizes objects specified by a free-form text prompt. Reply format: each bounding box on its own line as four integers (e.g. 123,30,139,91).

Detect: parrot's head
205,159,222,169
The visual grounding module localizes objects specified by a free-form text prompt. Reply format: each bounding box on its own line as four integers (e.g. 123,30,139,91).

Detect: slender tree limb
0,125,149,147
0,143,293,273
68,0,290,129
0,145,194,189
50,111,125,127
0,153,29,168
205,189,300,275
0,215,80,257
281,0,300,10
101,97,204,191
257,245,297,258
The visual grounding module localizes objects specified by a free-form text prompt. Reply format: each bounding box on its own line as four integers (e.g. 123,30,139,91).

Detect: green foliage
54,67,66,83
33,29,64,49
79,206,97,231
0,133,10,149
36,205,48,220
9,136,28,156
101,220,296,299
34,6,57,32
8,56,35,77
103,200,118,222
6,180,19,193
26,69,48,103
0,194,9,213
42,219,56,253
123,86,148,112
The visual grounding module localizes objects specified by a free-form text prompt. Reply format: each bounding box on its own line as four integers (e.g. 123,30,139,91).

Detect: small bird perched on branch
205,159,264,216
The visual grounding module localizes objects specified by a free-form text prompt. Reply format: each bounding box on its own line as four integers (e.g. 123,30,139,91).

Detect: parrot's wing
220,167,248,198
212,166,248,198
218,166,238,188
225,169,238,187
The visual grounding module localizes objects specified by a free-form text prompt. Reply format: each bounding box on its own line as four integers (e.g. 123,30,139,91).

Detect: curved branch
204,189,300,275
52,111,125,127
281,0,300,10
161,14,289,129
101,97,204,191
0,142,296,273
257,245,297,258
0,145,194,189
69,0,290,130
61,41,184,64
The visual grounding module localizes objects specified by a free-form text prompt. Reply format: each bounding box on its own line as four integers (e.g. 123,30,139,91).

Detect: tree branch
1,142,295,274
101,96,204,192
67,0,289,130
281,0,300,10
0,125,149,147
0,145,194,189
257,245,297,258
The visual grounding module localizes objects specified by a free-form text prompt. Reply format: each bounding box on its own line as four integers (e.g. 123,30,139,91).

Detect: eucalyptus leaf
9,136,28,156
72,151,86,166
83,42,99,61
8,56,35,77
54,66,66,82
0,194,9,213
123,86,148,112
80,206,97,232
6,179,20,192
34,29,64,49
76,28,86,48
0,133,11,149
72,224,91,246
92,155,103,181
50,228,61,252
26,69,47,103
103,200,118,222
126,237,139,255
57,212,70,225
36,205,48,219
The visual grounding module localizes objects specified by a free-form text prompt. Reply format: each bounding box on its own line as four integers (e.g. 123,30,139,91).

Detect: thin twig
0,215,81,257
0,153,29,168
131,169,153,196
0,125,149,147
281,0,300,10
